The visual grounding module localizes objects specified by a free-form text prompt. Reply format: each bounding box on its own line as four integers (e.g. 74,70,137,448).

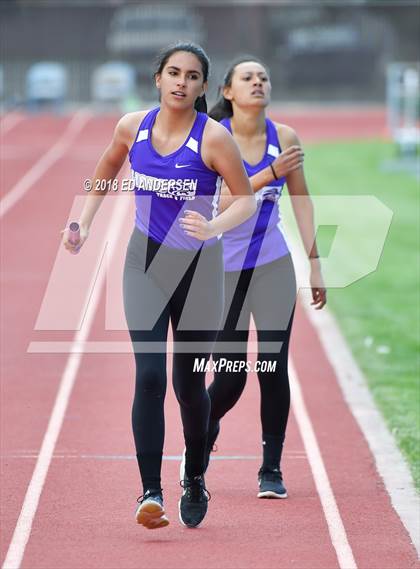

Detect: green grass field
303,139,420,489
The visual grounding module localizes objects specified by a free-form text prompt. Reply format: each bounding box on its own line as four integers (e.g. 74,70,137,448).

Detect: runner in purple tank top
206,57,327,499
62,44,256,530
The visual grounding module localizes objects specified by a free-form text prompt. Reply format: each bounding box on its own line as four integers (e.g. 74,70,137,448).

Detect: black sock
185,434,207,478
137,452,162,493
262,433,284,471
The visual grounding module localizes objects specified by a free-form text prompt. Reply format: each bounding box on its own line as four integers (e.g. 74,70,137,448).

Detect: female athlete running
205,56,326,499
62,44,256,529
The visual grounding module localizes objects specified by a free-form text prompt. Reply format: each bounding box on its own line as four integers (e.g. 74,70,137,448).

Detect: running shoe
135,489,169,529
179,475,210,528
257,468,288,499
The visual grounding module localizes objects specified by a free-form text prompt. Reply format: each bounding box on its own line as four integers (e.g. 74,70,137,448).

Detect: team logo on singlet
256,185,282,203
132,170,197,200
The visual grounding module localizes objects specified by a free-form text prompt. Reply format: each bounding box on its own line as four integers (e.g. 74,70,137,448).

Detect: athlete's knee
136,365,165,398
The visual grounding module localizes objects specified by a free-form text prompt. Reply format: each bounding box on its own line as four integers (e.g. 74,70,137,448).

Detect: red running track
1,111,418,569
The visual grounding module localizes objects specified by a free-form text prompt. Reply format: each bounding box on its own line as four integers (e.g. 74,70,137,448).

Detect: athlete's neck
230,107,266,139
155,105,197,137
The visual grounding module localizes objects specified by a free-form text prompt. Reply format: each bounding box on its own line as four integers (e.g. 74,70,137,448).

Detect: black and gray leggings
208,254,297,469
123,228,224,492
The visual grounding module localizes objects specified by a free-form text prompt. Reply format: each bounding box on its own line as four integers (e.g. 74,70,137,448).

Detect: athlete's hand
309,261,327,309
61,223,89,255
271,145,304,179
179,210,215,241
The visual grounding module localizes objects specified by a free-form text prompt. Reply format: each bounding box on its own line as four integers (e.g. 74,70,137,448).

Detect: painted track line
291,242,420,557
1,192,130,569
289,357,358,569
303,297,420,556
0,113,25,136
1,453,307,461
0,109,91,219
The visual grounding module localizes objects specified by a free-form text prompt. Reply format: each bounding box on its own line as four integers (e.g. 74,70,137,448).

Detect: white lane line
0,453,308,461
0,110,92,219
292,244,420,557
1,193,130,569
301,295,420,556
0,113,25,136
289,357,358,569
1,452,307,462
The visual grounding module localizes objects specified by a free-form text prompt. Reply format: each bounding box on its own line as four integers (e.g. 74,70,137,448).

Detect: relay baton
68,221,81,252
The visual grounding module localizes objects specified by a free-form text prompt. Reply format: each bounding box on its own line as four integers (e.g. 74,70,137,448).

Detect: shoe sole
257,490,288,499
136,501,169,529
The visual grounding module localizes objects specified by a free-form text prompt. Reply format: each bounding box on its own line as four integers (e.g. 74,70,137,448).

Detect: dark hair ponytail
209,55,267,122
208,91,232,122
154,42,210,114
195,94,207,113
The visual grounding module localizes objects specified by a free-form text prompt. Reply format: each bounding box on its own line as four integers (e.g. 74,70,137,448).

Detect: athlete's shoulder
203,116,234,146
115,110,152,147
273,122,302,148
201,116,240,171
116,110,150,134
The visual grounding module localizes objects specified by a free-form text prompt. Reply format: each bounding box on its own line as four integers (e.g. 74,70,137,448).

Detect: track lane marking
0,113,25,136
2,192,129,569
0,110,91,219
290,357,358,569
292,239,420,557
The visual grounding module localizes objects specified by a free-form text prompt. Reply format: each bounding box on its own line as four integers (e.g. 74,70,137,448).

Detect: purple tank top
220,117,290,271
129,107,221,249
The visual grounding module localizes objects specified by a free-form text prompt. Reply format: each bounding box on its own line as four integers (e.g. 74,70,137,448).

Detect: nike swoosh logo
175,163,191,168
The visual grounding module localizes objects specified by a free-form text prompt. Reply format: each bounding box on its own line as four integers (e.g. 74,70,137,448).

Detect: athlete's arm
249,145,304,193
218,133,304,213
278,124,326,309
62,112,144,254
181,120,256,239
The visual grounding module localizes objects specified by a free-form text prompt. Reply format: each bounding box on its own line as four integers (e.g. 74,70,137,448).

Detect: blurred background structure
1,0,419,108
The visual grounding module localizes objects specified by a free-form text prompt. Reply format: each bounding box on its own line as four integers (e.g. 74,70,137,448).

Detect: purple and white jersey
129,107,221,249
220,117,290,271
